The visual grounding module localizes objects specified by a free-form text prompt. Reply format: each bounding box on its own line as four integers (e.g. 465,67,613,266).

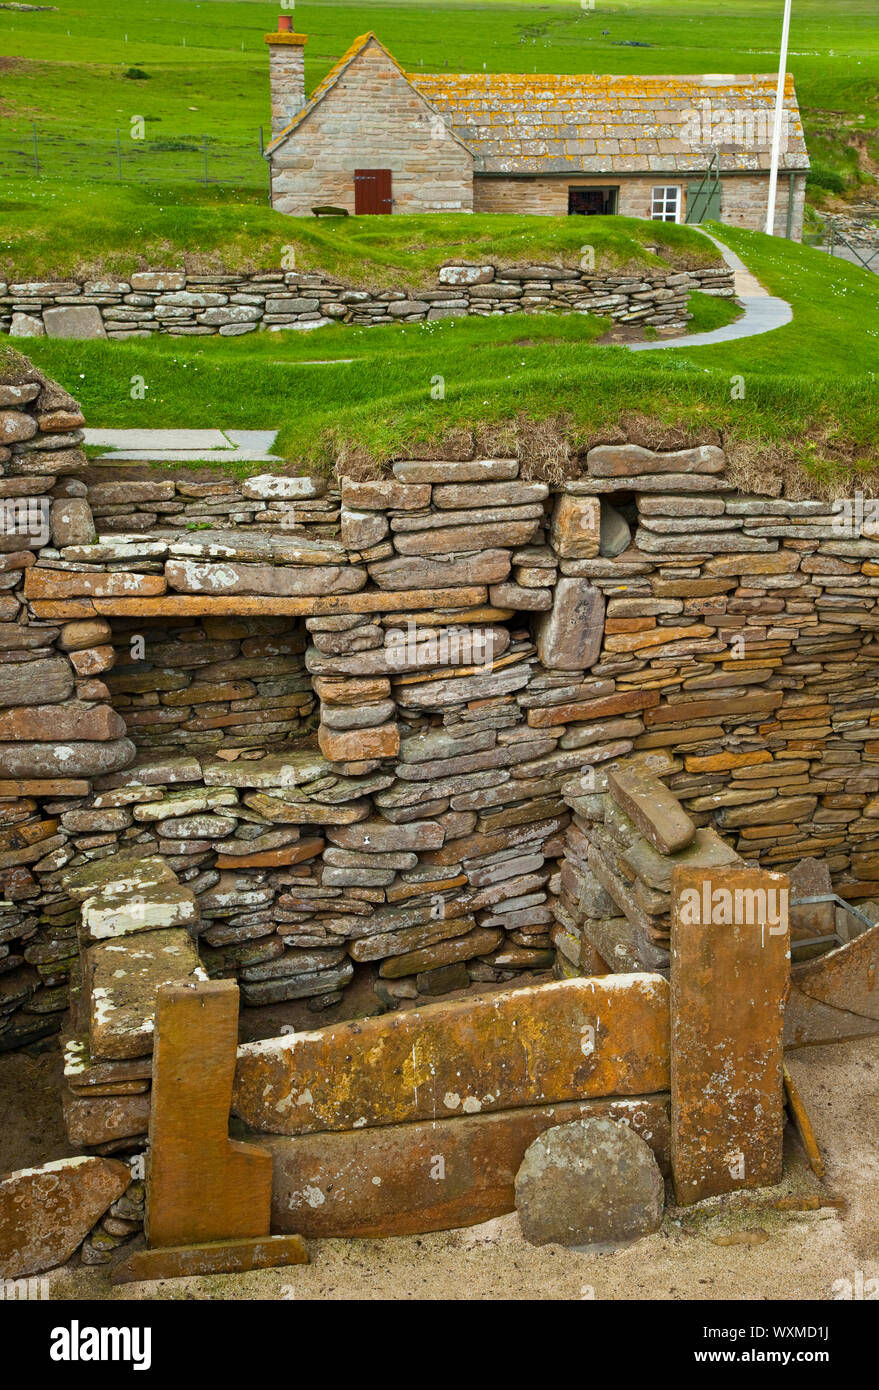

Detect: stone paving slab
86,428,231,450
259,1096,670,1238
83,428,281,462
629,232,792,353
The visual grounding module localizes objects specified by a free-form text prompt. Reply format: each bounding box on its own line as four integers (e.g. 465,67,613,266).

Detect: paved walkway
628,233,792,353
83,428,281,463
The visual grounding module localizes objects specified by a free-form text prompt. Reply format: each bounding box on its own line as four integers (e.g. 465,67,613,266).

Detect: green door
686,180,722,224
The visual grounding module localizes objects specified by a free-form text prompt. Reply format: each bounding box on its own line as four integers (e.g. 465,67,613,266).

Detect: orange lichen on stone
670,865,790,1205
233,974,670,1136
146,980,273,1249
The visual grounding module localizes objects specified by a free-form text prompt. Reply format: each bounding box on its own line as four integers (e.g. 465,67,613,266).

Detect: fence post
31,122,39,176
260,126,272,205
116,128,122,179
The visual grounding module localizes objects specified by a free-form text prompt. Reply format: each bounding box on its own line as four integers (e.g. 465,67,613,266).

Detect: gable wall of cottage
269,44,474,216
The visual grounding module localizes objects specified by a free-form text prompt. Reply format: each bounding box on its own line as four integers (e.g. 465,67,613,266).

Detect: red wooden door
354,169,392,214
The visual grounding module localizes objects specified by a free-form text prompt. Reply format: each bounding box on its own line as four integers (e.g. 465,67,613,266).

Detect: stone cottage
264,21,809,237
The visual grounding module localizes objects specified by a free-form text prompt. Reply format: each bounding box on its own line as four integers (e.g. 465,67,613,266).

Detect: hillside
0,189,722,286
19,224,879,484
0,0,876,199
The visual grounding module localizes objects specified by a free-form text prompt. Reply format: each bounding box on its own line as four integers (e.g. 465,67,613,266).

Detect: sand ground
2,1031,877,1303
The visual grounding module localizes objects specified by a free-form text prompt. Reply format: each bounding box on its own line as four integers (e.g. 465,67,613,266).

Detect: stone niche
90,601,567,1024
104,615,316,757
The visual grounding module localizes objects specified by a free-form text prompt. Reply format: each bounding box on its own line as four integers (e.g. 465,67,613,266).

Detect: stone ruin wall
4,356,879,1085
0,261,735,341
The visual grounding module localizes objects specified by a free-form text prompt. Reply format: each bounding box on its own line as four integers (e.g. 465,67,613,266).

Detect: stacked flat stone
555,751,742,973
1,261,735,340
7,352,879,1070
59,853,205,1151
0,362,135,1049
106,614,315,753
80,1177,145,1265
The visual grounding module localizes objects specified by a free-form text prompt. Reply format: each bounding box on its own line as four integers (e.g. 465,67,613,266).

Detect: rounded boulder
515,1117,665,1248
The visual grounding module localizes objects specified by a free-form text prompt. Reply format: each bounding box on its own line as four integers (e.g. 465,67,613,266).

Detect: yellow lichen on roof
310,32,376,104
410,72,797,97
408,67,808,174
264,36,807,172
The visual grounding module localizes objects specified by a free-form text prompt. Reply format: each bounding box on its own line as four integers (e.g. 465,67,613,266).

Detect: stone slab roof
409,71,810,175
266,34,809,176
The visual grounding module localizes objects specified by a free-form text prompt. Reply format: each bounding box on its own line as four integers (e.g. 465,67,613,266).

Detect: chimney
265,16,308,137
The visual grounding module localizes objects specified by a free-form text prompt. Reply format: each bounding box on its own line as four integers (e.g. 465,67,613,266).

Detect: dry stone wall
1,262,735,340
4,357,879,1125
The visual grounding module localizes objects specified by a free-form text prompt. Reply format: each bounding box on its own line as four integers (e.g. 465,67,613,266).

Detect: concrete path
83,428,282,463
628,232,792,352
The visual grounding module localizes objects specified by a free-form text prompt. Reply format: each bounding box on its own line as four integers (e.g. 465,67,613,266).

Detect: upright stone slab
146,979,273,1248
534,578,605,671
670,866,790,1205
789,918,879,1021
789,857,835,942
260,1096,670,1238
43,306,106,340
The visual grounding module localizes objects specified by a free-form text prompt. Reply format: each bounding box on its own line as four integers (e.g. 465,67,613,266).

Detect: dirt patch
0,1042,75,1176
0,54,42,118
594,322,660,347
33,1033,879,1301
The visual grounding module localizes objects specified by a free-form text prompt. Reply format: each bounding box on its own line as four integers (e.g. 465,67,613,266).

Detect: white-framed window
651,186,681,222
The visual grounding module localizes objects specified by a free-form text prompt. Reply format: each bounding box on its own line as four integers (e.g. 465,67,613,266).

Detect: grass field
0,190,722,284
18,223,878,480
0,0,877,194
2,1,876,478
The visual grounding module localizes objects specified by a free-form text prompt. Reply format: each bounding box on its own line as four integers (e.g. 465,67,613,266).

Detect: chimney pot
278,15,293,32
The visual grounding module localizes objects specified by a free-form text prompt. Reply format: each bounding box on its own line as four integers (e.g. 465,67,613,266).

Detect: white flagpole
765,0,793,235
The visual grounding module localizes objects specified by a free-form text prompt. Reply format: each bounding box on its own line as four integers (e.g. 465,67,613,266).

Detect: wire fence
0,121,269,193
803,220,879,275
